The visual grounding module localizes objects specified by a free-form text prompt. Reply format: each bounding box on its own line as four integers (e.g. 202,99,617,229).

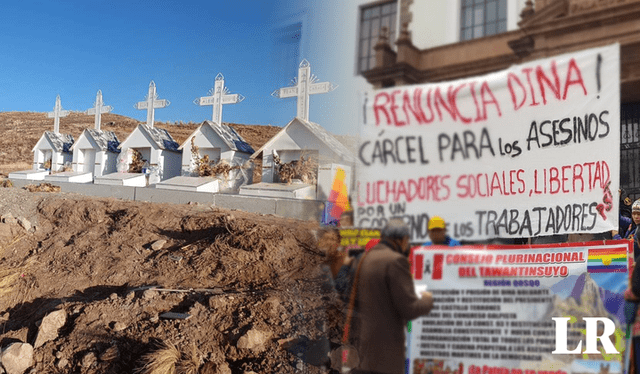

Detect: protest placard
408,240,632,374
340,228,380,249
356,44,620,241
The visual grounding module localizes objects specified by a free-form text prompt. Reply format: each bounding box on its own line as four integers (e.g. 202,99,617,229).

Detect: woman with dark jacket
623,200,640,373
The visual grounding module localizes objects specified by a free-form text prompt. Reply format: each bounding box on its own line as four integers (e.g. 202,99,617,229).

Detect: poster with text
407,240,631,374
356,44,620,241
340,228,380,250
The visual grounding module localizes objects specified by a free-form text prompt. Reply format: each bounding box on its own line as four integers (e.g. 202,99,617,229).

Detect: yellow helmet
428,216,446,230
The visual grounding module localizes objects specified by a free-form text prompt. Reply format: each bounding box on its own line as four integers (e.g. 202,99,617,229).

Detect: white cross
271,59,337,121
47,95,69,134
134,81,170,127
86,90,113,131
193,73,245,124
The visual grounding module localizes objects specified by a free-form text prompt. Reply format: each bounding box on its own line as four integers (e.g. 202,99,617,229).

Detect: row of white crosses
47,59,336,134
47,91,113,133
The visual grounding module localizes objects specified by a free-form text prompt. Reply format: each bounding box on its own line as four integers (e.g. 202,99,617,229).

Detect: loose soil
0,111,358,373
0,187,344,373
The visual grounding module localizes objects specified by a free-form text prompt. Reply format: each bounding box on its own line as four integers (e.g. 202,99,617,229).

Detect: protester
621,188,633,220
339,210,354,227
318,226,344,279
614,200,640,260
613,190,636,241
621,199,640,374
364,238,380,252
423,216,460,246
338,218,434,374
625,253,640,374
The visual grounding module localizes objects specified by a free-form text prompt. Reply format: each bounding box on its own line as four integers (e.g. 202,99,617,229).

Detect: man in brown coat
350,218,434,374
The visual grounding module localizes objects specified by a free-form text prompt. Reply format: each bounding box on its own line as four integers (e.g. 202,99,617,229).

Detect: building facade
360,0,640,198
275,0,640,199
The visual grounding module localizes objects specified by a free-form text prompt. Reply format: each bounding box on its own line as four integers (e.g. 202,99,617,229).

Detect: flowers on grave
128,149,146,174
190,138,251,180
273,151,318,185
61,162,72,173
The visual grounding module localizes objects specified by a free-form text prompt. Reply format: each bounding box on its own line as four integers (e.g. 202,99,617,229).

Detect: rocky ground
0,186,345,373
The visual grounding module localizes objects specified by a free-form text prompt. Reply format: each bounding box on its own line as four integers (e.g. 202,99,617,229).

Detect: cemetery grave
157,74,254,193
242,117,354,201
0,187,344,373
8,96,75,181
46,90,119,184
94,82,181,186
240,60,353,201
0,111,282,184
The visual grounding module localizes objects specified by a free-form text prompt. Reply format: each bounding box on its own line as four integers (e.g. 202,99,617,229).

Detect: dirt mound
23,183,61,193
0,196,343,373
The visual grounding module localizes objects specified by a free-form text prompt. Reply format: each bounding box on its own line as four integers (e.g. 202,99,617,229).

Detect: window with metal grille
620,103,640,200
460,0,507,41
358,1,397,74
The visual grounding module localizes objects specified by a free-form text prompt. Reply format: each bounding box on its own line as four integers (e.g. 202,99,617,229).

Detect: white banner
356,44,620,241
408,241,631,374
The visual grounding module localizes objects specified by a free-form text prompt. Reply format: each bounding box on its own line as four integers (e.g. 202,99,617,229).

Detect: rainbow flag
587,247,627,273
327,167,351,222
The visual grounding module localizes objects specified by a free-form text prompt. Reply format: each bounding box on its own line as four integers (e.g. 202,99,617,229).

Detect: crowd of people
315,193,640,374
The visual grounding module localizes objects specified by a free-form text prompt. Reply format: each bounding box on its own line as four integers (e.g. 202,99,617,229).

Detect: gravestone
46,90,119,183
243,60,351,202
96,83,178,186
240,116,353,202
95,125,180,186
158,120,254,193
10,96,74,180
157,76,252,193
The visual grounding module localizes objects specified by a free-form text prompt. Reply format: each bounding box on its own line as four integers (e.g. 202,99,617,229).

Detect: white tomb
10,96,74,180
96,81,180,186
46,90,118,183
174,120,254,190
239,182,316,199
241,117,354,201
93,172,147,187
155,176,220,193
7,169,49,181
157,75,253,193
240,60,351,201
107,124,181,183
44,171,94,184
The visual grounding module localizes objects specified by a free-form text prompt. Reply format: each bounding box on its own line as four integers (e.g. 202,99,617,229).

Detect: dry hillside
0,112,282,176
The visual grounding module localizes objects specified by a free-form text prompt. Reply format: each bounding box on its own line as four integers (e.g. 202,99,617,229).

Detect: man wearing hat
422,216,460,246
614,199,640,246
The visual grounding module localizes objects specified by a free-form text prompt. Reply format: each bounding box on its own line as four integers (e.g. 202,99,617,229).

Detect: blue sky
0,1,337,129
